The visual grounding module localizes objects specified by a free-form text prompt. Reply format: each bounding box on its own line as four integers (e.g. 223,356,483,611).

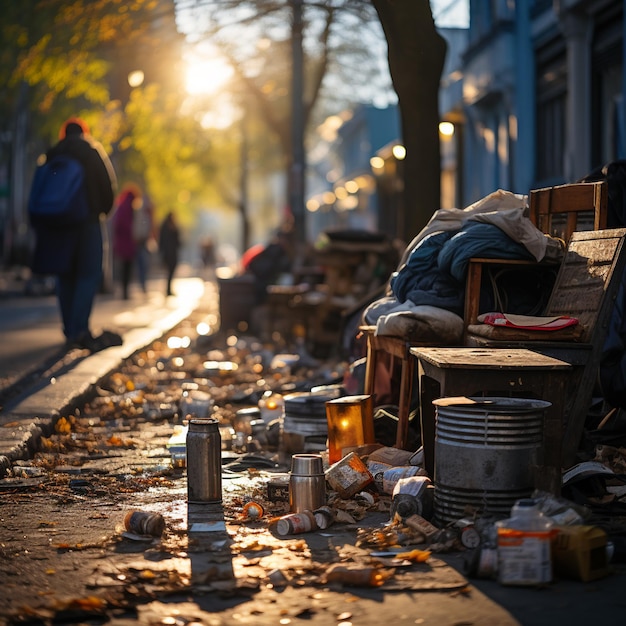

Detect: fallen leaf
394,549,431,563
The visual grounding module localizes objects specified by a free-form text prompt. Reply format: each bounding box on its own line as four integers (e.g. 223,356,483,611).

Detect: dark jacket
159,214,180,269
46,135,116,222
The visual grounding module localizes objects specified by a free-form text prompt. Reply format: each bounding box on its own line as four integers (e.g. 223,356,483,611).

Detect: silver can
186,418,222,503
289,453,326,513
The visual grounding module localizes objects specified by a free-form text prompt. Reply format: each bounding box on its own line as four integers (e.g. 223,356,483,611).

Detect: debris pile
4,318,626,623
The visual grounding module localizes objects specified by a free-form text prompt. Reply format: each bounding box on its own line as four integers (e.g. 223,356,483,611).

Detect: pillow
375,305,464,344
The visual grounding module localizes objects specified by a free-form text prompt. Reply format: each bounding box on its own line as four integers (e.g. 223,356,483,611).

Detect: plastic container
496,498,554,586
552,525,609,582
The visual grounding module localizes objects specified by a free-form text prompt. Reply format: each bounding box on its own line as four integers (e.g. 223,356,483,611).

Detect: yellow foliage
55,417,72,434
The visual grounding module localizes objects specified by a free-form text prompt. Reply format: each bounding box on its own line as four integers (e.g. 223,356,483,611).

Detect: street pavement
0,265,206,389
1,268,626,625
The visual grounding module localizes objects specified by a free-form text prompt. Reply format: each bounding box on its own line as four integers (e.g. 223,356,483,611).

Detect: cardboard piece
552,525,610,582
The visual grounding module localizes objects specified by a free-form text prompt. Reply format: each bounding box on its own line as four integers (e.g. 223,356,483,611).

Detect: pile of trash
9,318,626,594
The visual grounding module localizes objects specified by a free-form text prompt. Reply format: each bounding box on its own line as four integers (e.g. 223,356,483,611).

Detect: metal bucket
433,396,550,525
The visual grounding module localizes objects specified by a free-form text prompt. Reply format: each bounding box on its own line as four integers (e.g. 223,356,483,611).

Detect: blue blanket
390,222,536,316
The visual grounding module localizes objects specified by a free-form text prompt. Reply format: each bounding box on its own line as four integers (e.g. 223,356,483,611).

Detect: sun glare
185,51,234,96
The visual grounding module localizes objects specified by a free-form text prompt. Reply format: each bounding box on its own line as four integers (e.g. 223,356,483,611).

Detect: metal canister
289,454,326,513
186,418,222,503
313,505,335,529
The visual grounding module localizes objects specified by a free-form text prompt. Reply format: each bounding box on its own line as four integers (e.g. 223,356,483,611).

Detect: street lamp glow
392,144,406,160
322,191,336,205
306,198,321,212
439,121,455,136
345,180,359,194
334,186,348,200
370,156,385,170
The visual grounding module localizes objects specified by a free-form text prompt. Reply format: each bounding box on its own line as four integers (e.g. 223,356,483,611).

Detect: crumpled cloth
362,189,563,341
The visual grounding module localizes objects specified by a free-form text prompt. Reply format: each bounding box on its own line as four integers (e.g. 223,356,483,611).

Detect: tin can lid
276,518,291,536
188,418,219,430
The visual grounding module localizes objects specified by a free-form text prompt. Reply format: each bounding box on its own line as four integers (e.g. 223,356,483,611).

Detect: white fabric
399,189,529,265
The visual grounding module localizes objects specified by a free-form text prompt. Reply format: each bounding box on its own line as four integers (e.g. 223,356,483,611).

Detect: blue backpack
28,154,89,229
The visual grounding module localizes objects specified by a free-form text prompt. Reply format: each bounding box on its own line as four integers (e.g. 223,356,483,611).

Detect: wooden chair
464,181,609,329
361,330,442,449
465,228,626,468
529,181,608,239
363,181,609,451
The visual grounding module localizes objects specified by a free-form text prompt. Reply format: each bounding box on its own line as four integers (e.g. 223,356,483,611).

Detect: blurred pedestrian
28,117,120,352
133,193,156,292
112,183,142,300
200,235,216,279
242,227,295,303
158,211,181,296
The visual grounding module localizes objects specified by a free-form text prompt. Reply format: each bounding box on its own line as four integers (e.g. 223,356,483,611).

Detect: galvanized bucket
432,396,551,525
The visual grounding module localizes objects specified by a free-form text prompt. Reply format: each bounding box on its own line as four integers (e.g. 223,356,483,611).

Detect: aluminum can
124,510,166,537
276,511,317,536
186,418,222,503
313,505,335,529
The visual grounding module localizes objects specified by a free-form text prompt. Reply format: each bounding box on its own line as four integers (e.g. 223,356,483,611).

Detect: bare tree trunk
372,0,447,240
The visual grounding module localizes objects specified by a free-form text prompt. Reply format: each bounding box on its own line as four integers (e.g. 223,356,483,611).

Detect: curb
0,282,211,478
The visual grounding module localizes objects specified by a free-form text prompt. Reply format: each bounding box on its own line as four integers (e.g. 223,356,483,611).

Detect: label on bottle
382,466,426,495
497,528,553,585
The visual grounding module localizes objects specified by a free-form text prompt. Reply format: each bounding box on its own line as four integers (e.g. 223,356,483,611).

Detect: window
535,38,567,184
591,5,623,164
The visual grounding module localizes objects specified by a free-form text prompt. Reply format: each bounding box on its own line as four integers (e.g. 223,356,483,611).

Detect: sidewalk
0,269,212,477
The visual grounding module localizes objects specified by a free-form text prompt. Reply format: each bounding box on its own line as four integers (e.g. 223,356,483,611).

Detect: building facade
452,0,625,205
312,0,624,243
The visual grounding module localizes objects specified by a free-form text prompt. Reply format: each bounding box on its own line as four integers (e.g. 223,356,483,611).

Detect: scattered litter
123,510,166,537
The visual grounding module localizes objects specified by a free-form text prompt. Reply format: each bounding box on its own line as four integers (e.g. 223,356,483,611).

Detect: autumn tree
372,0,447,237
0,0,223,243
179,0,392,243
180,0,448,242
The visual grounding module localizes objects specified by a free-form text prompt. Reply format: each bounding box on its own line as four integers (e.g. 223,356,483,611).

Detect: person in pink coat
112,183,141,299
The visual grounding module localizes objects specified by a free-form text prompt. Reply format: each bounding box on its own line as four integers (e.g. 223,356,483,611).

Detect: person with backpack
29,117,120,352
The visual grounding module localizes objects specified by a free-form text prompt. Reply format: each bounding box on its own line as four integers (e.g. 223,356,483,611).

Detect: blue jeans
56,221,103,341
